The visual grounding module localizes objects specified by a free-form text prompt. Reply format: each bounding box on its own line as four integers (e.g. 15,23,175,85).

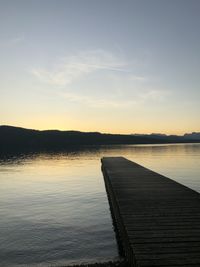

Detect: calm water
0,143,200,266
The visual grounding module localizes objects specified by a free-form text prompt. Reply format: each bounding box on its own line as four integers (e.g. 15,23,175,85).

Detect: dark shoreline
0,125,200,154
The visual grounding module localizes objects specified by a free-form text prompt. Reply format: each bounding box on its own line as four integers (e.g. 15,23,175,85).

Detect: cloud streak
31,50,128,86
31,49,169,109
0,36,24,47
61,88,169,109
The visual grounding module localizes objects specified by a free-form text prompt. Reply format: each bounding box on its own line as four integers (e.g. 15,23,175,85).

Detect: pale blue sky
1,0,200,134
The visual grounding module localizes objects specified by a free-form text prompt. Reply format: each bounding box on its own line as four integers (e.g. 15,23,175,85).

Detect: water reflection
0,143,200,266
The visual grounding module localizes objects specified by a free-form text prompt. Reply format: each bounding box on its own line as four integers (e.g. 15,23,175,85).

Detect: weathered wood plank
101,157,200,267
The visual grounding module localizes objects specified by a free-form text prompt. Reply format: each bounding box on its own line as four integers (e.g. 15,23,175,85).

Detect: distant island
0,125,200,152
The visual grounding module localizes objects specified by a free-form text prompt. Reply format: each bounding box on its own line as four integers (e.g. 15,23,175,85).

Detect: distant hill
183,132,200,140
0,125,199,152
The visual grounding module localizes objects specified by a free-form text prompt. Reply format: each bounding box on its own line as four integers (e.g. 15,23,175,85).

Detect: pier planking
101,157,200,267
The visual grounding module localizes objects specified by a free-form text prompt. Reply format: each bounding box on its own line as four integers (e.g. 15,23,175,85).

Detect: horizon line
1,124,200,137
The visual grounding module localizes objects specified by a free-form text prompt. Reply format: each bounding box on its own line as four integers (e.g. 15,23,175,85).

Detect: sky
0,0,200,134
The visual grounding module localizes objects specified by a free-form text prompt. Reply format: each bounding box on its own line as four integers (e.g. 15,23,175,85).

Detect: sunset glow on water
0,144,200,266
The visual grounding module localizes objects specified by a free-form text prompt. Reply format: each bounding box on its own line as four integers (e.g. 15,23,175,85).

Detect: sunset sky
1,0,200,134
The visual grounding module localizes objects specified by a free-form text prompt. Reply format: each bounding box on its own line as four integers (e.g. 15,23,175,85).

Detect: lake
0,143,200,266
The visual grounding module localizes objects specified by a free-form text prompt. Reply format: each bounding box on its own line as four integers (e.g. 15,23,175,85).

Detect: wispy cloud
61,91,136,108
0,36,24,47
128,74,146,81
31,49,169,109
61,88,169,109
139,89,169,101
31,49,128,86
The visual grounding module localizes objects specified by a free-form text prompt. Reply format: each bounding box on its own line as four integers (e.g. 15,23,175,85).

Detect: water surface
0,143,200,266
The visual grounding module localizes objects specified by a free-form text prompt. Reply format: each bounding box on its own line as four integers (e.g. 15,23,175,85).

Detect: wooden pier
101,157,200,267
